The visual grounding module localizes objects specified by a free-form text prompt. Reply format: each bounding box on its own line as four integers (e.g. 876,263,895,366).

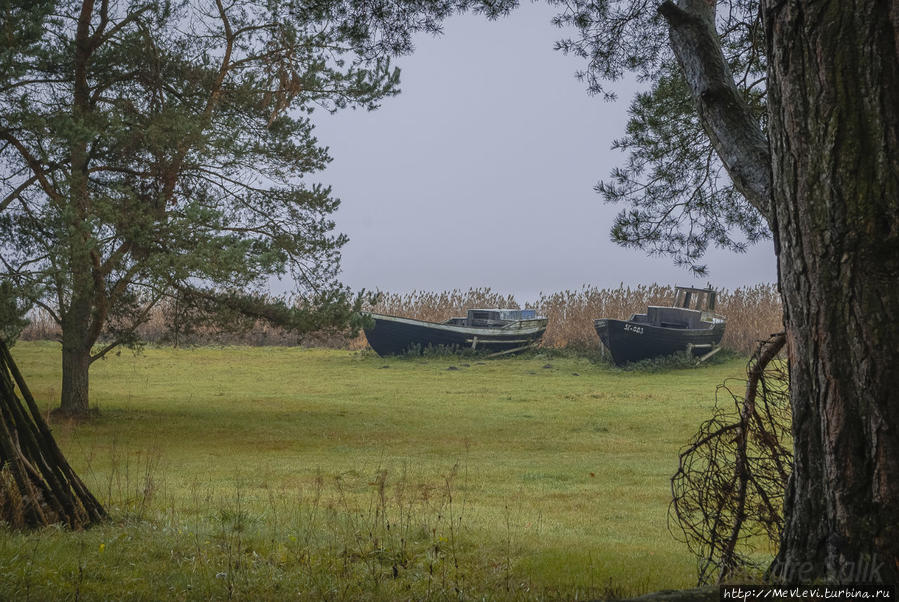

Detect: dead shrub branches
669,332,791,584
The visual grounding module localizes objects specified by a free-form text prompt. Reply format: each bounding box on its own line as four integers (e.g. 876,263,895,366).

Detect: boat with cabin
593,286,726,365
363,308,548,356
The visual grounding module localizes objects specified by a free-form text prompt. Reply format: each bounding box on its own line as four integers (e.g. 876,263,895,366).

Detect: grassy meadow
0,342,771,600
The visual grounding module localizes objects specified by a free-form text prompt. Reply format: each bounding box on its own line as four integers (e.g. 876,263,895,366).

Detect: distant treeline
21,284,783,356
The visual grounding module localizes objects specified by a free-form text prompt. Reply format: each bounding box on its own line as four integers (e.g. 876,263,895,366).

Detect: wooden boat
594,286,726,365
363,309,548,356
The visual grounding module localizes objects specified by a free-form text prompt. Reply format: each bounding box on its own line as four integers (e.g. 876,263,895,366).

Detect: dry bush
20,301,347,348
18,309,59,341
131,303,313,347
370,287,520,323
670,332,791,584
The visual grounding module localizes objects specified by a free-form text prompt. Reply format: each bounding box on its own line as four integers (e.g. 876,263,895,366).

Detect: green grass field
0,342,767,600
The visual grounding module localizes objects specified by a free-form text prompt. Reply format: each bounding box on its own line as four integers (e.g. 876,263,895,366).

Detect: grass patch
0,341,771,600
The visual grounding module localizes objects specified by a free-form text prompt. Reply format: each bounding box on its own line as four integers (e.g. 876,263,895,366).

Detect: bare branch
92,3,152,50
89,340,121,364
0,175,39,212
670,332,790,584
0,133,63,204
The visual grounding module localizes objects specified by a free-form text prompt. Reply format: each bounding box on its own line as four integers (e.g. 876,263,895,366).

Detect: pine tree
0,0,483,413
552,0,898,584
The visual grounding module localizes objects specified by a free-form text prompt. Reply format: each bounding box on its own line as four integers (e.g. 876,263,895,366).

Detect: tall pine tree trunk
765,0,899,583
662,0,898,583
58,226,94,414
57,0,96,416
60,337,91,414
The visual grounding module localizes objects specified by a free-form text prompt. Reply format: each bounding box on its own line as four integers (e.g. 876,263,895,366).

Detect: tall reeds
20,284,783,355
362,284,783,356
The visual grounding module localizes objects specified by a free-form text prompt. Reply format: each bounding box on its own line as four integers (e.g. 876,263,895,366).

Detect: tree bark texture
59,286,94,414
662,0,899,583
60,340,91,414
765,0,899,583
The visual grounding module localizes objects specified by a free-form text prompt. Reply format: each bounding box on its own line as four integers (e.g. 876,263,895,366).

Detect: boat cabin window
674,287,716,312
465,308,537,327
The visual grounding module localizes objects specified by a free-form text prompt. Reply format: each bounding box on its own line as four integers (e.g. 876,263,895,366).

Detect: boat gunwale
593,317,726,335
366,312,547,336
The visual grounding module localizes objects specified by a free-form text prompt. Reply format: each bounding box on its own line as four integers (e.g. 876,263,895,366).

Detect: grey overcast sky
311,3,777,300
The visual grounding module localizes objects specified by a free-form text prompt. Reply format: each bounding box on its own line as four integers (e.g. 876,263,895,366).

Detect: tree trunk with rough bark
661,0,899,584
60,339,91,414
59,279,95,414
56,0,100,416
765,0,899,583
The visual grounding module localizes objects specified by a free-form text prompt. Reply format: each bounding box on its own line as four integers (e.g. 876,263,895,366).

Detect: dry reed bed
21,284,783,355
364,284,783,355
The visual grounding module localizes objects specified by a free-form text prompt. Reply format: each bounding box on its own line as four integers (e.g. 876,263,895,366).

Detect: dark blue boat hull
364,314,547,356
594,318,725,365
